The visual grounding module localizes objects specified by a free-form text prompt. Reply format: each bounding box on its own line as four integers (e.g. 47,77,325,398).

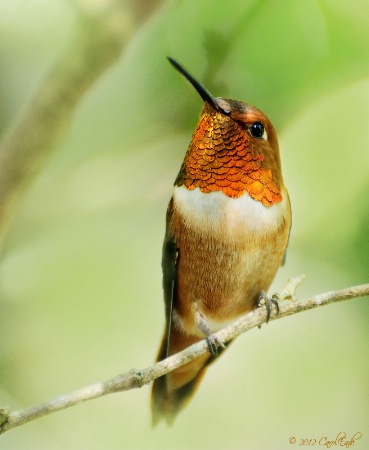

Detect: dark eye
249,122,266,139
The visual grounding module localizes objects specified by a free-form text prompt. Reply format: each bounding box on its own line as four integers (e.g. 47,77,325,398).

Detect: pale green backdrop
0,0,368,449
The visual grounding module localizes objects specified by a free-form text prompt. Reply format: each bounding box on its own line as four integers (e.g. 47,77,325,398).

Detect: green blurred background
0,0,368,449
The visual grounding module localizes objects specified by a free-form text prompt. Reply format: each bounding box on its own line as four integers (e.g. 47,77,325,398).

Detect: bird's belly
174,232,284,334
171,187,290,335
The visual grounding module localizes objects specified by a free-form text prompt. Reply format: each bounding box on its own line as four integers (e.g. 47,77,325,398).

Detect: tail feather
151,326,232,425
151,327,210,426
151,362,208,426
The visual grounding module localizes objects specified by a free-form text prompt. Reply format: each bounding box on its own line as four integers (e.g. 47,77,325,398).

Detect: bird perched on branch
151,57,291,425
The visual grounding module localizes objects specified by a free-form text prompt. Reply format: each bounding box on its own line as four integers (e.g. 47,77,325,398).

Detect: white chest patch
173,186,289,237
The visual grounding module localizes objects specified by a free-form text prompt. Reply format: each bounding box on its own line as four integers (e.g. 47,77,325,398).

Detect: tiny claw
258,291,280,323
195,306,226,357
206,334,226,357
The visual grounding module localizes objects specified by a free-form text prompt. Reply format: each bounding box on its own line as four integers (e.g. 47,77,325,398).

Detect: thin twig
1,278,368,435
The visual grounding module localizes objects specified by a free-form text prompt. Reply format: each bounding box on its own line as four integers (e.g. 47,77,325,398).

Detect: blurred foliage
0,0,368,449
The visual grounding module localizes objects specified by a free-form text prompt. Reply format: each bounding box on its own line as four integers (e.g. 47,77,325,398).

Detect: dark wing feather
161,198,178,358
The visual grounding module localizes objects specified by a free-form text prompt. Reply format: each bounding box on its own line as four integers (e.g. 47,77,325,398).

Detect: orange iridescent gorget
175,103,282,207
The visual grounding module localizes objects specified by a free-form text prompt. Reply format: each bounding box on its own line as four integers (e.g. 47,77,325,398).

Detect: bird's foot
257,275,306,328
258,290,280,324
195,308,226,357
206,333,226,357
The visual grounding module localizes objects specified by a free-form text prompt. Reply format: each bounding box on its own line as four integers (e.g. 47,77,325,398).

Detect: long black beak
167,57,225,114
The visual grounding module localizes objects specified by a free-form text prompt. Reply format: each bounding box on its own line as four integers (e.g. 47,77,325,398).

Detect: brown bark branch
1,277,368,435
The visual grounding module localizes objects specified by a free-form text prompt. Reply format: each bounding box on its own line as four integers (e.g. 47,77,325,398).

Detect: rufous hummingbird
151,57,291,425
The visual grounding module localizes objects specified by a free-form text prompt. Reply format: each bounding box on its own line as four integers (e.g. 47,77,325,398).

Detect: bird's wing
161,198,179,358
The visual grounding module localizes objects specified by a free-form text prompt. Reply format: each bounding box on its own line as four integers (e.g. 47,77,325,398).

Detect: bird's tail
151,326,212,426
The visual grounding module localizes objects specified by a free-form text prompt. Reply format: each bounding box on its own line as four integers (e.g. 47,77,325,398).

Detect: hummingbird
151,57,291,425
